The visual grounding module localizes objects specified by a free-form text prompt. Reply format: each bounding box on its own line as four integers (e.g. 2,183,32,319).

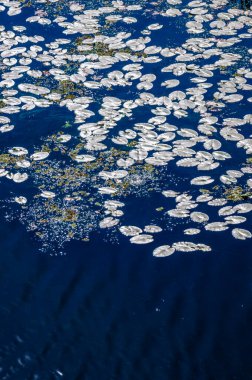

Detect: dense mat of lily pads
0,0,252,254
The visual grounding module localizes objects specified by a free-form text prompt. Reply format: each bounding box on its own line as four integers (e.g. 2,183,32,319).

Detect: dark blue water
1,1,252,378
0,209,252,379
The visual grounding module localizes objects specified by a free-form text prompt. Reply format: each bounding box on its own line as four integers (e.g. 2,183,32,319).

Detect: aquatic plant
0,0,252,254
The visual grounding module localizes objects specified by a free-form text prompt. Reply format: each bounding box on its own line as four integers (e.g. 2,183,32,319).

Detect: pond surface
0,0,252,378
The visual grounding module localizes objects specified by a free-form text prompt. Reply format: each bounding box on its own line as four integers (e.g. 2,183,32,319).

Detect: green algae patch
224,186,252,201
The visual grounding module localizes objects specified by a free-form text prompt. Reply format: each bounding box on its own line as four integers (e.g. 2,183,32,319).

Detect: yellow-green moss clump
224,186,252,201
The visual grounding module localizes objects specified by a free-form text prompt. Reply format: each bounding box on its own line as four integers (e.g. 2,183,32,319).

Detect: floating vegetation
153,245,175,257
223,186,252,201
172,241,211,253
130,234,154,244
232,228,252,240
0,0,252,255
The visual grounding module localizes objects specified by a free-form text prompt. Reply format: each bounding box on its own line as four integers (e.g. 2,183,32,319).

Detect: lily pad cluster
0,0,252,254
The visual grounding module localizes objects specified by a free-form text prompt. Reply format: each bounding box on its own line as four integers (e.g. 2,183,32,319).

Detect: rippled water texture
1,0,252,378
1,217,252,379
